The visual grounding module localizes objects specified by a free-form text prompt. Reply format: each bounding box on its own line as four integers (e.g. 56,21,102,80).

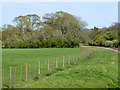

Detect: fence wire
2,47,92,88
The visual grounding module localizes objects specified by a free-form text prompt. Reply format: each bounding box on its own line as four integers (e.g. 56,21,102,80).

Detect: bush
103,32,114,40
56,66,64,71
113,40,119,47
45,71,56,76
13,40,23,48
34,76,39,81
13,40,38,48
30,41,39,48
2,36,80,48
103,41,114,47
88,34,105,46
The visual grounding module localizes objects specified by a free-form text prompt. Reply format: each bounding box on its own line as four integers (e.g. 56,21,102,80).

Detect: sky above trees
1,2,117,29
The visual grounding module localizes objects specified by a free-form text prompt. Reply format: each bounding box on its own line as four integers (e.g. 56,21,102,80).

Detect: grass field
2,47,118,88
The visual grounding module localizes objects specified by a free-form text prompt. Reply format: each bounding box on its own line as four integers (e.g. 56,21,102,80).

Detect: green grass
2,48,85,88
2,47,118,88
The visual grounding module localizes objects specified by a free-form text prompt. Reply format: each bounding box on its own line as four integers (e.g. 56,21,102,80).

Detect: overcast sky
1,2,118,29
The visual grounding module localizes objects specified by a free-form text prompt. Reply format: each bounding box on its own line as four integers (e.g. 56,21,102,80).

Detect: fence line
1,48,92,88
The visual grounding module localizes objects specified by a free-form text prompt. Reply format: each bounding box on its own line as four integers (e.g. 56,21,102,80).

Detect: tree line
0,11,119,48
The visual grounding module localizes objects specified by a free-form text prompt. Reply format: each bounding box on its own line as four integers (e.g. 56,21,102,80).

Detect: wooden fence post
34,64,36,78
76,53,78,61
38,61,40,74
15,66,16,85
68,55,70,64
48,59,50,70
2,69,4,85
56,58,57,68
78,53,79,59
52,60,54,70
9,66,12,88
88,48,89,54
83,52,85,57
2,69,4,88
20,65,22,82
44,61,45,72
63,56,64,67
26,64,27,81
73,54,74,63
89,47,91,54
29,64,30,78
44,61,46,71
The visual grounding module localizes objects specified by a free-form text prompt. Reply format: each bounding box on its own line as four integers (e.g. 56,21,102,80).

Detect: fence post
76,53,77,61
2,69,4,88
2,69,4,83
1,83,2,89
38,61,40,75
78,53,79,59
20,65,22,82
34,64,36,78
79,53,81,59
29,64,31,78
86,50,87,56
77,53,78,60
89,47,91,54
45,60,46,72
26,64,27,81
81,52,83,58
88,48,89,53
44,61,45,72
68,55,70,64
15,66,16,85
63,56,64,67
56,58,57,68
48,59,50,70
9,66,12,88
41,60,42,72
87,48,88,55
73,54,74,63
83,52,85,57
53,59,54,70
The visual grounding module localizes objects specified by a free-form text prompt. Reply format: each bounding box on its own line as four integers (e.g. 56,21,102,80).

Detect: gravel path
81,45,119,53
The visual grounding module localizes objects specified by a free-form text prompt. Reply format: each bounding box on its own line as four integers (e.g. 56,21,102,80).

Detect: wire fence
1,47,92,88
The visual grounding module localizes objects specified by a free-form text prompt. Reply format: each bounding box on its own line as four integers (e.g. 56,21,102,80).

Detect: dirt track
81,46,119,53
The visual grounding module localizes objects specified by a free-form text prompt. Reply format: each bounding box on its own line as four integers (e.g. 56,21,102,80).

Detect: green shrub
103,32,114,40
56,66,64,71
13,40,23,48
45,71,56,76
34,76,39,81
113,40,119,47
2,35,80,48
88,34,105,46
103,41,114,47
